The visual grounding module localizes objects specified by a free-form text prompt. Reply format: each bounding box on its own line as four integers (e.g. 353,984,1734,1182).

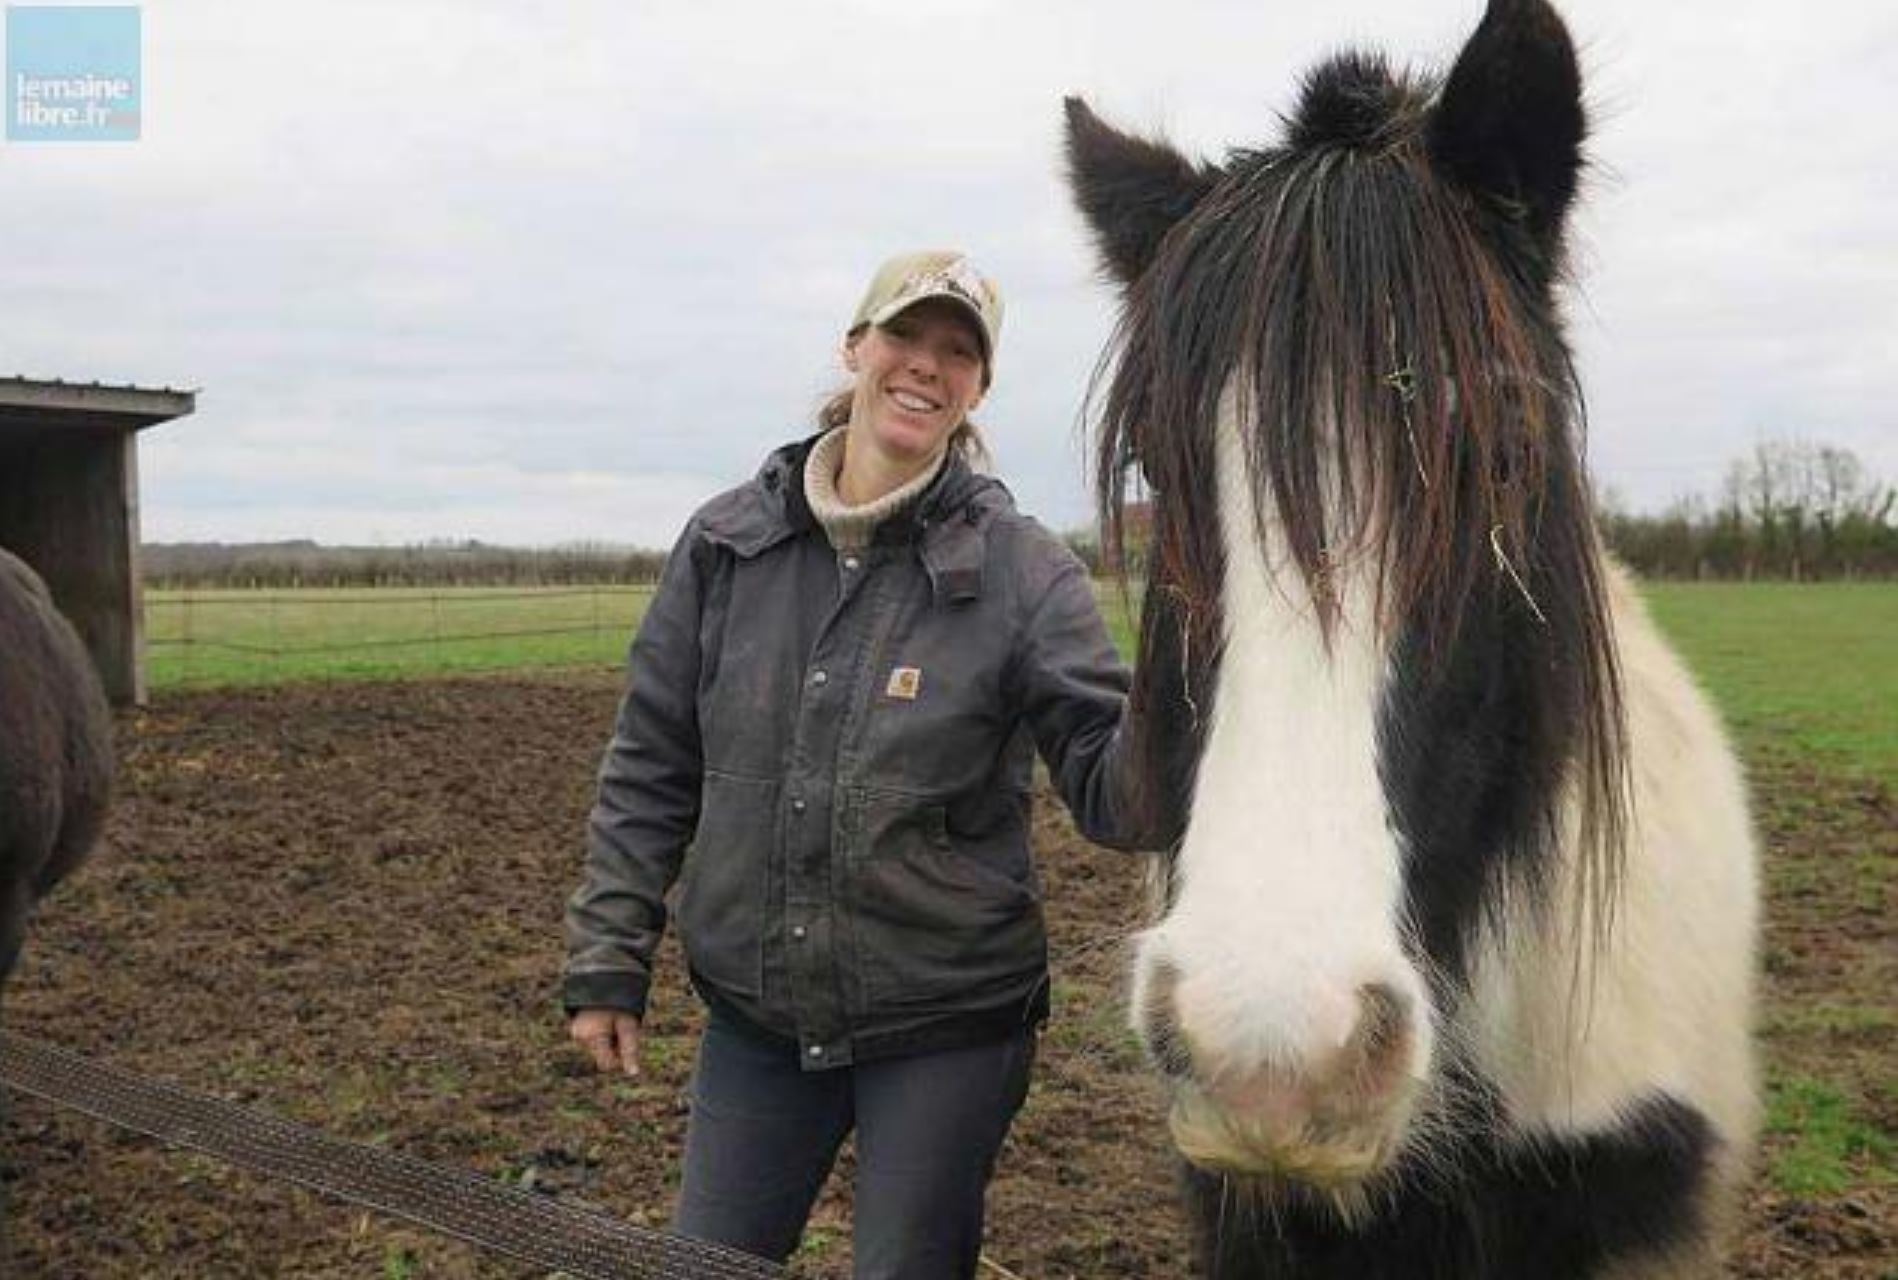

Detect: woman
563,250,1161,1279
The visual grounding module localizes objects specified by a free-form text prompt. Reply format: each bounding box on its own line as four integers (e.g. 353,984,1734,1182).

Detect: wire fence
146,585,657,689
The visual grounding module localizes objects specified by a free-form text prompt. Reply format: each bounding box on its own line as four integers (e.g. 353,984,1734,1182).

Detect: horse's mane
1094,51,1627,946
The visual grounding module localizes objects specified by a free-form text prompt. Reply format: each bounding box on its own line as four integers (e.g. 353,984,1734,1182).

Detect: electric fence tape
0,1033,783,1279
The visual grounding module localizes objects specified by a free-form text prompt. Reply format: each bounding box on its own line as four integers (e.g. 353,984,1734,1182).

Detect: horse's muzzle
1137,957,1426,1187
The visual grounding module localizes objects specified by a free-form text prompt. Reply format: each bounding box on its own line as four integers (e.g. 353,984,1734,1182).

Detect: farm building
0,376,196,705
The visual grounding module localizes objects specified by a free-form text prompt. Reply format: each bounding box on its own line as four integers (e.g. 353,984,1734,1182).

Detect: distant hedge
1596,510,1896,581
1601,441,1895,580
1067,441,1896,582
148,436,1898,589
142,541,666,589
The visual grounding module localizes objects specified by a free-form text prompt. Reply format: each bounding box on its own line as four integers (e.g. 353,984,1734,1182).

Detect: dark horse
1067,0,1757,1276
0,547,112,992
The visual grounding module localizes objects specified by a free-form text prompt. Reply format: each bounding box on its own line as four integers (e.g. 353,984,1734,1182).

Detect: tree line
142,539,668,589
145,443,1893,589
1065,441,1896,581
1599,441,1894,580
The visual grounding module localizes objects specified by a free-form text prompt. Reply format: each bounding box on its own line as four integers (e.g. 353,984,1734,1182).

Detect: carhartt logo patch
885,666,923,700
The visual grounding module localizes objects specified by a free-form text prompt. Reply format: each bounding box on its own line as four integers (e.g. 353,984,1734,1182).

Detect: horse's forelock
1289,51,1427,155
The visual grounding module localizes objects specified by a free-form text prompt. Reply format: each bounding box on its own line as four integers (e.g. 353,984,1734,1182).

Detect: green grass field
150,580,1893,767
1640,582,1898,779
150,580,1893,782
146,586,654,687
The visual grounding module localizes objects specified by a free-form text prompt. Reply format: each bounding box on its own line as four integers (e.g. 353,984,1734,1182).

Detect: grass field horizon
147,577,1894,777
148,579,1895,789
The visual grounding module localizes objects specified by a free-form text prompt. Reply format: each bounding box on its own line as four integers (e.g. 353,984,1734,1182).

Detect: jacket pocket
677,770,777,998
848,787,1045,1009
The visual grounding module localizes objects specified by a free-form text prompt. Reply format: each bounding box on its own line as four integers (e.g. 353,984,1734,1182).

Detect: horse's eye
1122,443,1161,493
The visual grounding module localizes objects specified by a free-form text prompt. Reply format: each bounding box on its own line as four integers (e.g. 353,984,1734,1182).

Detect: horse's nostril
1344,982,1414,1096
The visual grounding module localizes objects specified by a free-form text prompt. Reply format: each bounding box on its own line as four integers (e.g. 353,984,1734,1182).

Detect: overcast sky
4,0,1892,548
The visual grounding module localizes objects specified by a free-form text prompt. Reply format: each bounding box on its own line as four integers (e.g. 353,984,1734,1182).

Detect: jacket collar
697,435,819,560
701,433,1009,604
914,468,999,604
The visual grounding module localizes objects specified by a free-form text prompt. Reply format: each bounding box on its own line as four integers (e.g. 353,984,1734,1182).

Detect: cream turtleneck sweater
801,427,948,552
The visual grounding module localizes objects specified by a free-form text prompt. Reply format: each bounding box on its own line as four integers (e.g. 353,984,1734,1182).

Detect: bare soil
1,678,1890,1277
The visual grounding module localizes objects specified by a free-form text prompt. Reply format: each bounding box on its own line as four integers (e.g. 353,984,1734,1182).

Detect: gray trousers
672,1010,1036,1280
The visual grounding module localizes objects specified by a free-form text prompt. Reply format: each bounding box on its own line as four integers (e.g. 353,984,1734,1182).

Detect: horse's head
1068,0,1624,1206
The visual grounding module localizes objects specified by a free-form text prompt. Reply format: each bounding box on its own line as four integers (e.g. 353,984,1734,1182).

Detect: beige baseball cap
848,250,1004,380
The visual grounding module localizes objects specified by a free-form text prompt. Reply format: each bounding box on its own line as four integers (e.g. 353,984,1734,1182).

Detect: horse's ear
1428,0,1585,244
1064,96,1221,286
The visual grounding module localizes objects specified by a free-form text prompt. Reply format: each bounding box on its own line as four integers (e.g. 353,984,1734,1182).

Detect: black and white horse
0,547,112,993
1067,0,1757,1275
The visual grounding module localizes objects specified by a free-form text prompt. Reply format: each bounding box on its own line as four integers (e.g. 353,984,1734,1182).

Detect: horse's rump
0,547,113,983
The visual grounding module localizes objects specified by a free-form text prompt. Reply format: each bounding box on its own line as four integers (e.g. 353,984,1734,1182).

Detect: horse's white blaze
1466,564,1759,1159
1137,409,1432,1081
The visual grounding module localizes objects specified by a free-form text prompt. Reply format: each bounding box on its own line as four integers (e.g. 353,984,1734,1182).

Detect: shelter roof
0,375,197,437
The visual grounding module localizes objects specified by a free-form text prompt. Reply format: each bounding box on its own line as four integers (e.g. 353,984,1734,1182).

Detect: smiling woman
561,250,1172,1279
840,300,987,484
814,251,1001,488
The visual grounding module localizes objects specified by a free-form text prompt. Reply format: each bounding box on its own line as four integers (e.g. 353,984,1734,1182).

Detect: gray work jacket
563,436,1153,1067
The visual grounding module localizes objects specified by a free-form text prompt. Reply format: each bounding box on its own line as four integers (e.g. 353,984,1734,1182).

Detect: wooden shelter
0,376,196,705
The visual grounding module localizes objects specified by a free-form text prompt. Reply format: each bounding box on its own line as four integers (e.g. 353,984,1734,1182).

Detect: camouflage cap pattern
849,250,1004,377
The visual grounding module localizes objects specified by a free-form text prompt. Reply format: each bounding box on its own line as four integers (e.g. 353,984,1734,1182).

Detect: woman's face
844,298,987,463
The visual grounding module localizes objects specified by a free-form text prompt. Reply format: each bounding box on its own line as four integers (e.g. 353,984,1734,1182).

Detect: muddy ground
1,678,1890,1277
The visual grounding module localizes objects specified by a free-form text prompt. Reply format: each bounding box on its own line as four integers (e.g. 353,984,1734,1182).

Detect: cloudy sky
5,0,1892,548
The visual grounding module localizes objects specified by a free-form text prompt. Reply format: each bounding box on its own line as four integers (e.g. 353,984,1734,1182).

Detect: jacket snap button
842,556,860,571
792,924,807,940
811,670,828,686
807,1045,825,1059
791,798,807,814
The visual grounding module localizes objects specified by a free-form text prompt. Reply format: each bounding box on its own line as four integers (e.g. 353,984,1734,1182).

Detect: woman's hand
569,1007,643,1077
